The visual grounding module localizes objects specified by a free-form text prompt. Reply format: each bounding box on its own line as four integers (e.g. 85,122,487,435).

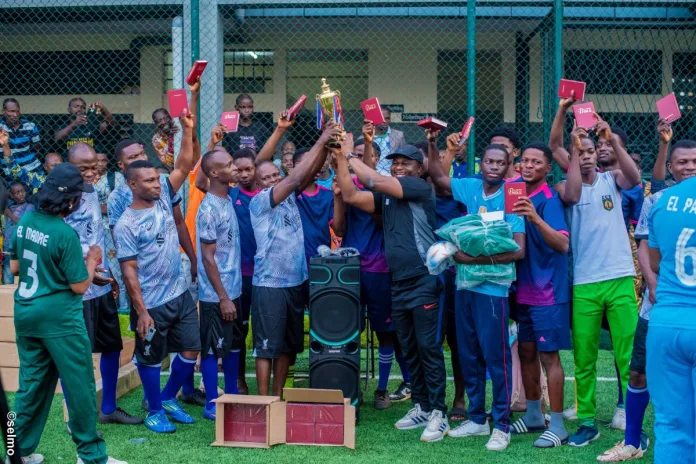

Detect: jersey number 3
676,228,696,287
18,250,39,298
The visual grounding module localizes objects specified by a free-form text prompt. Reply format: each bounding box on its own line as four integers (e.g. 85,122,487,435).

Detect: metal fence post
467,0,476,175
191,0,201,141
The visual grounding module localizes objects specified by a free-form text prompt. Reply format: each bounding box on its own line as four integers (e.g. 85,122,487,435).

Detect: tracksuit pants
455,289,512,432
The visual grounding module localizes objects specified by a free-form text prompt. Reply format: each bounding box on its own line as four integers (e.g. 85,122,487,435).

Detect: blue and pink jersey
229,186,258,277
435,194,467,229
515,183,569,306
296,184,334,264
341,178,389,274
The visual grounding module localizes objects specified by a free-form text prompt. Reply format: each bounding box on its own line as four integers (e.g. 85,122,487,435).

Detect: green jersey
10,210,89,338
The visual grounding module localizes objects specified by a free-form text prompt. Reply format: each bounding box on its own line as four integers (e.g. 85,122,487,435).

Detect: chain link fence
1,1,695,183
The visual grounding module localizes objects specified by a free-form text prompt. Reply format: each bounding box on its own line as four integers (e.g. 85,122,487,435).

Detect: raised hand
559,90,578,110
180,108,195,130
426,129,440,143
277,110,295,130
657,118,673,145
362,120,375,144
593,113,612,140
446,133,461,152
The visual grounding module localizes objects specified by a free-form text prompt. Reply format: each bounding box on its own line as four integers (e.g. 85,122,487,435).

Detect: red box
225,422,246,442
316,404,344,425
246,423,267,443
316,424,344,445
287,403,315,424
246,404,267,423
504,182,526,214
286,422,315,444
227,403,245,423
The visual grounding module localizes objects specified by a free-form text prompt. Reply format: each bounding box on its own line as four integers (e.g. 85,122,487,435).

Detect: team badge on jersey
602,195,614,211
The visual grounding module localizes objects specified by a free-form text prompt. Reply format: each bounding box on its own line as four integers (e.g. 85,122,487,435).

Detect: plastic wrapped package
227,403,245,423
246,404,267,423
225,422,246,442
425,241,458,275
286,422,315,444
246,423,267,443
315,424,344,445
316,404,344,425
287,403,315,424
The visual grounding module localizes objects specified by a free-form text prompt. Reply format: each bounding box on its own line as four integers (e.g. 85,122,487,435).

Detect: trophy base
326,128,346,149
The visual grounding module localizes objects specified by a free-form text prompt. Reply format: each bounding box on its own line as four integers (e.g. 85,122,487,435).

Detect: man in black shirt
221,94,272,154
53,98,116,155
334,139,447,442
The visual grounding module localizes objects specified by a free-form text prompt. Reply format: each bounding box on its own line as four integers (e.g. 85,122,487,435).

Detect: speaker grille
309,359,360,401
310,290,360,344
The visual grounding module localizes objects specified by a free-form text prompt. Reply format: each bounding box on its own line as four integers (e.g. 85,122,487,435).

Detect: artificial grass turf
4,350,652,464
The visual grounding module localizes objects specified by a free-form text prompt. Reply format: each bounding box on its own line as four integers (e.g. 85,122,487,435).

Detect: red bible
572,102,598,130
360,98,386,125
656,93,682,124
417,117,448,131
185,60,208,85
167,89,189,118
220,111,240,132
504,182,526,214
558,79,586,101
287,95,307,120
458,116,475,146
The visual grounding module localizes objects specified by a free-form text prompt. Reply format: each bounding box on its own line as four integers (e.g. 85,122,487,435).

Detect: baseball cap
385,144,424,164
41,163,94,197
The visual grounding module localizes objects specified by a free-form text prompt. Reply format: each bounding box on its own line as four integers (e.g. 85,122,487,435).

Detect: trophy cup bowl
316,78,346,148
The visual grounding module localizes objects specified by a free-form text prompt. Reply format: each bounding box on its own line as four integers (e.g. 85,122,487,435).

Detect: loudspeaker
308,255,362,416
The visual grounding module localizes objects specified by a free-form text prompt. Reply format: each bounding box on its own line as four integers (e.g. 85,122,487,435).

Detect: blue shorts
517,303,570,352
361,271,394,333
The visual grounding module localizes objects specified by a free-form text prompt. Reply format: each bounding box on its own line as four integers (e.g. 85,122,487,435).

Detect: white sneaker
609,407,626,431
448,420,490,438
597,441,644,462
78,457,127,464
6,454,44,464
420,410,450,442
486,428,511,451
563,405,578,420
394,404,429,430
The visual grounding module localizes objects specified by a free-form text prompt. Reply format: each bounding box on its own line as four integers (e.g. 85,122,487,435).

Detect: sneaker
448,420,490,438
141,398,149,412
569,424,600,447
394,404,429,430
563,405,578,420
177,389,207,407
389,382,412,402
78,457,127,464
99,407,144,425
144,410,176,433
597,441,644,462
421,410,450,442
486,429,511,451
374,390,391,410
609,407,626,431
6,454,44,464
203,405,216,421
640,431,650,452
162,399,195,424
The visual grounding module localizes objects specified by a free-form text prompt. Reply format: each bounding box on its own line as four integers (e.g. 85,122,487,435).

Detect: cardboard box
212,395,286,449
0,286,17,317
0,317,15,342
283,388,355,449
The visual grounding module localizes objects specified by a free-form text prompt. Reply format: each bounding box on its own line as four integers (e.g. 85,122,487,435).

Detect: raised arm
548,95,576,173
255,111,294,165
93,102,115,135
652,119,672,192
331,179,347,237
427,130,452,194
594,115,640,190
169,109,195,192
441,133,463,178
553,124,584,206
188,78,202,166
334,142,375,214
361,120,376,169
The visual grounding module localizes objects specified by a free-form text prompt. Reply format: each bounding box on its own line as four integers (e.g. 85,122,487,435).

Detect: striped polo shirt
0,117,42,181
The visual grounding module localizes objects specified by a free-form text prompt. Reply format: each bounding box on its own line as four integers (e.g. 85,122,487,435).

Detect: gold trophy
316,78,346,147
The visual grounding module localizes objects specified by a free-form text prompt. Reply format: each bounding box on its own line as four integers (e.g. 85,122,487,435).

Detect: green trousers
14,331,107,464
572,276,638,424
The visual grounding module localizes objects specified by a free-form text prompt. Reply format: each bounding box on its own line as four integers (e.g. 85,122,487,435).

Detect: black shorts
629,317,649,374
239,275,253,339
130,291,201,366
251,284,307,359
83,293,123,353
200,298,244,358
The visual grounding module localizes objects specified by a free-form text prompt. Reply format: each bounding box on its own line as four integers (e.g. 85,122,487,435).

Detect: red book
287,403,315,424
167,89,189,118
225,422,246,442
315,424,344,445
246,423,267,443
572,102,599,130
227,403,245,423
504,182,526,214
186,60,208,85
220,111,240,132
286,422,315,444
360,98,386,125
656,93,682,124
245,404,266,423
417,117,448,131
458,116,475,147
287,95,307,120
558,79,586,101
316,404,344,425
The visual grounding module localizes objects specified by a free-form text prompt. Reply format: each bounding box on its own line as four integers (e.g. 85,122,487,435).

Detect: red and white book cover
360,97,386,125
287,95,307,120
572,102,599,130
656,93,682,124
220,111,240,132
504,182,526,214
558,79,586,101
167,89,189,118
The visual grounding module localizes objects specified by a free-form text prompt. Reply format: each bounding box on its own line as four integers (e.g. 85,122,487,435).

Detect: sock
548,412,568,439
222,351,240,394
182,364,196,396
161,354,197,401
625,385,650,448
137,364,162,412
100,351,121,415
395,352,410,384
284,365,295,389
523,399,545,427
377,346,394,391
615,360,624,408
200,355,219,410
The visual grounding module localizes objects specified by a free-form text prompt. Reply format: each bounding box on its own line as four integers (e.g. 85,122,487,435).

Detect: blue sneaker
162,399,195,424
203,405,216,421
568,424,600,447
144,410,176,433
640,431,650,452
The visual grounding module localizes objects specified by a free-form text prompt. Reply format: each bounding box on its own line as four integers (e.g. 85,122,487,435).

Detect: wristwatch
346,152,359,161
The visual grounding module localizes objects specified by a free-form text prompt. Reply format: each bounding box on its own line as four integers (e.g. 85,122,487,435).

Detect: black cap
42,163,94,197
385,144,423,164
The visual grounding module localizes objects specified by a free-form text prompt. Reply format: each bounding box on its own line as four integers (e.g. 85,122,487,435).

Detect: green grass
4,349,653,464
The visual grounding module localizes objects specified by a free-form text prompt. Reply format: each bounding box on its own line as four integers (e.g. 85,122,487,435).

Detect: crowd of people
3,74,696,464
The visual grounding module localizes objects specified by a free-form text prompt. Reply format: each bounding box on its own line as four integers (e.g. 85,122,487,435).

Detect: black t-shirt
373,176,437,282
221,122,272,154
53,114,103,155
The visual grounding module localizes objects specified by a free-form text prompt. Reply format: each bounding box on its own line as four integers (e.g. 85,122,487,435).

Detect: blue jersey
108,173,181,228
435,194,466,229
250,188,307,288
648,177,696,330
450,160,468,179
196,193,242,302
64,190,111,301
296,185,334,264
229,187,258,277
342,178,389,273
450,177,525,297
515,183,569,306
114,179,187,308
621,183,644,230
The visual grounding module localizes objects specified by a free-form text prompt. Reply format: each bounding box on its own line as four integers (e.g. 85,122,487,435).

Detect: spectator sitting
0,98,44,191
43,153,62,175
151,108,180,171
3,183,34,284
